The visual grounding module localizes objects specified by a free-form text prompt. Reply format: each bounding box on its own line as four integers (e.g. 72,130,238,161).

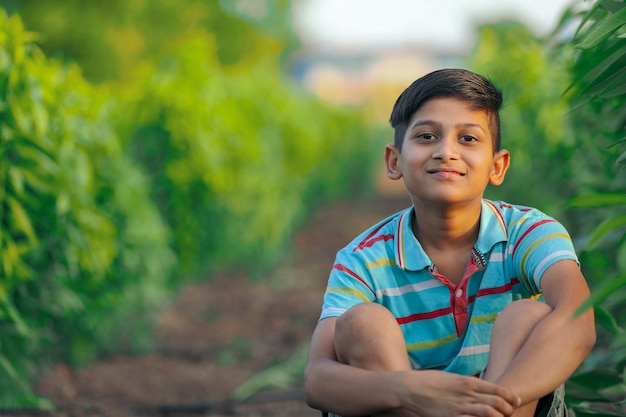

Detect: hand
397,370,521,417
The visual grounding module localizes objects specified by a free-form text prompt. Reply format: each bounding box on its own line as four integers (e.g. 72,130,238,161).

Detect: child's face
385,96,509,207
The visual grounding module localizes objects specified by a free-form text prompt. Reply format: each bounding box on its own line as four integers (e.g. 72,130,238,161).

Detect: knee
336,302,397,335
495,299,552,331
335,303,399,350
335,303,408,370
501,299,552,319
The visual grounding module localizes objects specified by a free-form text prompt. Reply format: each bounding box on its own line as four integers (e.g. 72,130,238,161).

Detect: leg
334,303,415,416
484,299,553,417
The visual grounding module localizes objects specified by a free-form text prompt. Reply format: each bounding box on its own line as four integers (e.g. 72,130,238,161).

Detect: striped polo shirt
320,199,578,376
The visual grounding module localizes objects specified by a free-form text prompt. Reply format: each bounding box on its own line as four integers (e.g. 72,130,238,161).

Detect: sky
293,0,579,53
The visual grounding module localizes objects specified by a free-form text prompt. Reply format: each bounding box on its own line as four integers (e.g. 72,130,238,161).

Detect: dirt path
23,193,410,417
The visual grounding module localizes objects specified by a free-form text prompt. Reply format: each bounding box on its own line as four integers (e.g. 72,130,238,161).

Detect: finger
473,379,521,407
463,403,509,417
494,387,521,408
479,393,517,416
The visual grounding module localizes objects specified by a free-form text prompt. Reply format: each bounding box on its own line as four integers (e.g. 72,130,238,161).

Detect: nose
431,136,459,161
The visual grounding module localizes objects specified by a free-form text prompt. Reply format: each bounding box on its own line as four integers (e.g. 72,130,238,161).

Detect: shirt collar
395,200,508,271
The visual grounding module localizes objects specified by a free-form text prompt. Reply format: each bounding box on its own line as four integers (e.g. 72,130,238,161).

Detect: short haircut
389,68,503,151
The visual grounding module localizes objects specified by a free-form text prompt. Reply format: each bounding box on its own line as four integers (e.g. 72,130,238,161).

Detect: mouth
427,168,466,176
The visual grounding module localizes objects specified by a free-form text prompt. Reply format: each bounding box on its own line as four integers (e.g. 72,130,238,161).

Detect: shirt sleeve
508,210,579,295
319,248,376,320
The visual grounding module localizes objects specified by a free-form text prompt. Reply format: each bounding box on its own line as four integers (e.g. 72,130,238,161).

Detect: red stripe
353,218,395,252
354,234,394,252
332,264,374,295
512,219,555,255
499,202,532,212
469,278,521,302
396,307,452,324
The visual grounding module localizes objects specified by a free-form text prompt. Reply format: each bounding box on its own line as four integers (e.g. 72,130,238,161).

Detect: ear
489,149,510,186
385,144,403,180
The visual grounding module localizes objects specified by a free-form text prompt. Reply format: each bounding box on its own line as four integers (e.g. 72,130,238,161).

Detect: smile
427,168,466,177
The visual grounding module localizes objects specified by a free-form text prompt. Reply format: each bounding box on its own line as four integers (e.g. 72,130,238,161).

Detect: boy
303,69,596,417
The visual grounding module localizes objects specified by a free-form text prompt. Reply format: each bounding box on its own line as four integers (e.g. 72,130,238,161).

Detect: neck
411,200,482,252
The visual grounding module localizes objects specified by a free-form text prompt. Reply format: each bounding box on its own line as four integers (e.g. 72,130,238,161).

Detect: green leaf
569,193,626,208
8,167,24,196
600,0,626,14
6,196,37,245
570,402,626,417
576,7,626,50
578,272,626,312
583,65,626,97
565,380,613,401
589,214,626,245
610,136,626,148
599,65,626,97
230,343,308,401
570,368,624,391
572,42,626,95
593,305,623,335
575,1,606,39
21,169,52,193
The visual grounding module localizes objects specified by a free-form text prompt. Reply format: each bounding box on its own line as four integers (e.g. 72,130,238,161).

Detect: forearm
304,359,405,416
305,360,521,417
493,307,595,404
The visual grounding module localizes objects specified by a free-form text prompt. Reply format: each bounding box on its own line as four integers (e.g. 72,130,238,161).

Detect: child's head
389,69,502,152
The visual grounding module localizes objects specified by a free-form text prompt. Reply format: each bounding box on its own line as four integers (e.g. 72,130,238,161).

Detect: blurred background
0,0,624,415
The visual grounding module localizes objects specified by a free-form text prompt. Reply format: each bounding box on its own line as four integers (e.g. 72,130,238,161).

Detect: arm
304,315,521,417
490,259,596,404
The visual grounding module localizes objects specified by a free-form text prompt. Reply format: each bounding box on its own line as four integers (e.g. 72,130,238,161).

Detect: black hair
389,68,503,151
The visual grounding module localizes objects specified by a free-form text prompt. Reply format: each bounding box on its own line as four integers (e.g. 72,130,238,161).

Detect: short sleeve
508,212,578,294
319,248,376,320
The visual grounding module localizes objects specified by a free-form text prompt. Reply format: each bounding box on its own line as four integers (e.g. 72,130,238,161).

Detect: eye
416,133,436,141
459,135,477,143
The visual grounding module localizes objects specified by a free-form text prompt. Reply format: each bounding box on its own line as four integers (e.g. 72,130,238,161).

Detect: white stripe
459,344,490,356
488,252,505,262
321,307,346,316
490,246,515,260
375,280,444,298
535,250,577,277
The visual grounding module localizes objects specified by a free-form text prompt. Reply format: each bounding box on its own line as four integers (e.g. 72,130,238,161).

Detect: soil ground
16,191,410,417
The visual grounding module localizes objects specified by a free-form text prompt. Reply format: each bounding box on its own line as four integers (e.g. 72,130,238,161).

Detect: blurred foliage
0,0,382,409
0,10,174,409
560,1,626,415
115,33,378,277
0,0,300,83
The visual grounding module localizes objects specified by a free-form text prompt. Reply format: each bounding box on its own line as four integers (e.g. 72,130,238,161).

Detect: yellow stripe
513,216,528,227
469,312,498,325
406,333,457,350
326,286,370,302
365,258,396,269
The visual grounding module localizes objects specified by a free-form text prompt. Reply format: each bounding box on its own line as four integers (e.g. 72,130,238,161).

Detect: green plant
0,10,174,408
558,0,626,415
116,34,379,278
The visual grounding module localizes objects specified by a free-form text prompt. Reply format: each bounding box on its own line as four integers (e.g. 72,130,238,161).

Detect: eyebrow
410,119,487,133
